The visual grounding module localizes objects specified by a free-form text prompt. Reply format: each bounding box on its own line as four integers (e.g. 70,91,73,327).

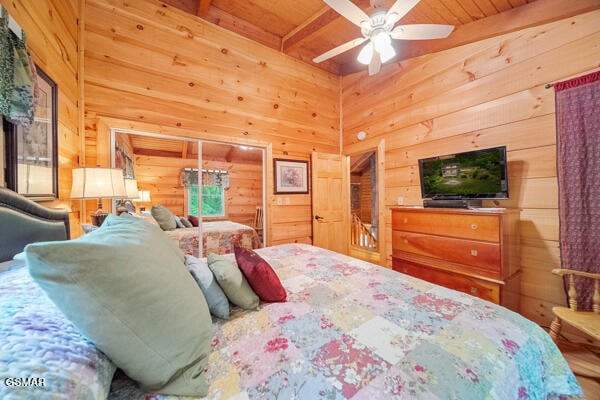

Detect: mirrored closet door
111,130,265,258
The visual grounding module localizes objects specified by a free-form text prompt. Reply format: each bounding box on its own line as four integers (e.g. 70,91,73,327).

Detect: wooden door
311,152,349,254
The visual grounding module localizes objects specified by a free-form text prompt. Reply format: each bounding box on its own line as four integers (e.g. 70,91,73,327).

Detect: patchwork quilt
108,244,582,400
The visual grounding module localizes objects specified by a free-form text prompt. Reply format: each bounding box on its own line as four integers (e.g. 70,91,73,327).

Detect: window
188,185,225,217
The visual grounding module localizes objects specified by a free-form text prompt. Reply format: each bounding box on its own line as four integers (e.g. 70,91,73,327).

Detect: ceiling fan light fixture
373,32,391,53
357,43,373,65
380,42,396,63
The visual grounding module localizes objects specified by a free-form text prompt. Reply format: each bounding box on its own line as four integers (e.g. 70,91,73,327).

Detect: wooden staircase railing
351,213,377,250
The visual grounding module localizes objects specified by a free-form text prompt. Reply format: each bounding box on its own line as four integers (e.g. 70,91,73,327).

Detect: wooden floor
556,338,600,399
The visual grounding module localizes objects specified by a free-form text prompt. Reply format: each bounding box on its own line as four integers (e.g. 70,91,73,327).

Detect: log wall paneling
0,0,83,237
341,9,600,340
83,0,340,245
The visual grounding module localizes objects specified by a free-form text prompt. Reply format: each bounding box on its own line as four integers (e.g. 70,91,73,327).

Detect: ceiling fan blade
390,24,454,40
368,49,381,76
312,37,368,63
386,0,420,22
323,0,370,27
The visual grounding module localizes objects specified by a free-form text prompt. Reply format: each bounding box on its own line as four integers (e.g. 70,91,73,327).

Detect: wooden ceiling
159,0,544,75
127,134,263,164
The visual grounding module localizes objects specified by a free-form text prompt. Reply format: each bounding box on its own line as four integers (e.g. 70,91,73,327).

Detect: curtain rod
545,83,554,89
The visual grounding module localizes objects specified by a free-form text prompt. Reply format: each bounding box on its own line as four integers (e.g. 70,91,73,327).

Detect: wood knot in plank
172,55,186,66
176,26,194,39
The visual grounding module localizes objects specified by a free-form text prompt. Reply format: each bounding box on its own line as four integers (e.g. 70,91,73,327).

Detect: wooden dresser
391,207,520,311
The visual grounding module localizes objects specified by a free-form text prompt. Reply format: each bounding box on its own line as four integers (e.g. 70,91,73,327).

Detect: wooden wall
83,0,340,244
1,0,82,237
342,9,600,336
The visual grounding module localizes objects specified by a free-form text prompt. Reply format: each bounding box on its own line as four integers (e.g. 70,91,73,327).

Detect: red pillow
187,215,199,227
234,245,286,302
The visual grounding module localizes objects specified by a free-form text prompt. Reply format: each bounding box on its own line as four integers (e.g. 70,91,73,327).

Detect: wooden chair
549,268,600,342
253,206,263,243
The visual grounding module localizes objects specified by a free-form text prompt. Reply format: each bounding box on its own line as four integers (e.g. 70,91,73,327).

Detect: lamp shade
124,178,139,199
71,167,127,199
135,190,151,202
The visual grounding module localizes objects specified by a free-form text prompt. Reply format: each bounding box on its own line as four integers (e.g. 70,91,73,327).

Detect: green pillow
25,214,212,396
151,204,177,231
207,253,259,310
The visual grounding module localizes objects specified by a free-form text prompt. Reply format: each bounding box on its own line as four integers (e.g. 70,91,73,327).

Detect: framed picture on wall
273,159,309,194
4,66,58,201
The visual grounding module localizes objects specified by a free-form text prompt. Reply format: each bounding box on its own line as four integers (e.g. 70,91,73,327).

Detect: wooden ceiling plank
396,0,600,62
432,0,473,26
197,0,212,17
475,0,502,17
409,0,449,24
442,0,479,24
454,0,487,21
490,0,513,12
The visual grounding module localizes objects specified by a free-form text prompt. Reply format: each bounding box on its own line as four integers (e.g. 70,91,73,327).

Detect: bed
0,187,583,399
163,220,262,257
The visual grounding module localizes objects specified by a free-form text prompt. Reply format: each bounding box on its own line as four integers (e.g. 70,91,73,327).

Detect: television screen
418,146,509,199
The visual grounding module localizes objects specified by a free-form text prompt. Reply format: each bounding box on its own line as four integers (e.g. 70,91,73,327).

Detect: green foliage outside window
188,185,224,217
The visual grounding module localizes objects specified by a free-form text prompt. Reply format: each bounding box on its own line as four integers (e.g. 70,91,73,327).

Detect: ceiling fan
313,0,454,75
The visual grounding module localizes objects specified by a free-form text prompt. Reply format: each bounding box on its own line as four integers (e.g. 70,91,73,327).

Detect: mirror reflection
113,131,264,258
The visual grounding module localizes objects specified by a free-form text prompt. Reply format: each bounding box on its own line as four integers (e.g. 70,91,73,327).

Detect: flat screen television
418,146,509,200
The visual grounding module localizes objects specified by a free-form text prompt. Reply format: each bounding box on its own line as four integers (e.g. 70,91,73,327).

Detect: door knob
315,215,324,220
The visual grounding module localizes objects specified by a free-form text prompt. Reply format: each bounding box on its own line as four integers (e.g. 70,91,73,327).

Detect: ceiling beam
197,0,212,17
395,0,600,63
282,0,372,53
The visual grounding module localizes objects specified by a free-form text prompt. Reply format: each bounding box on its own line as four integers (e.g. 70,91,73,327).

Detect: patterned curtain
181,168,229,189
0,6,36,126
555,70,600,311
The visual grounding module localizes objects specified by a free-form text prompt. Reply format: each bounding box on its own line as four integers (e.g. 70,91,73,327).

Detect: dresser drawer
392,231,501,279
392,210,500,242
392,258,500,304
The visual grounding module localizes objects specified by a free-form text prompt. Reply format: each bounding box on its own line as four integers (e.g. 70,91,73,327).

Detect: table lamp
71,167,127,226
134,190,151,212
116,178,139,215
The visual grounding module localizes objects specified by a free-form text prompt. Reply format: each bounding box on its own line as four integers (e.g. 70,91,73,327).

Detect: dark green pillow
151,204,177,231
25,214,212,396
207,253,259,310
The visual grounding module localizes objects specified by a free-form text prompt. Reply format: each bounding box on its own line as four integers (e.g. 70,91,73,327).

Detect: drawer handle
403,239,408,244
403,218,408,223
471,223,478,230
471,249,478,256
470,287,478,294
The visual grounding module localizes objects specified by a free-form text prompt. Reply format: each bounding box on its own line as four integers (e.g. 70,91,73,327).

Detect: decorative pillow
188,215,199,227
25,214,212,396
0,267,116,399
234,245,287,302
180,217,193,228
151,205,177,231
186,255,230,319
174,215,185,229
207,253,259,310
